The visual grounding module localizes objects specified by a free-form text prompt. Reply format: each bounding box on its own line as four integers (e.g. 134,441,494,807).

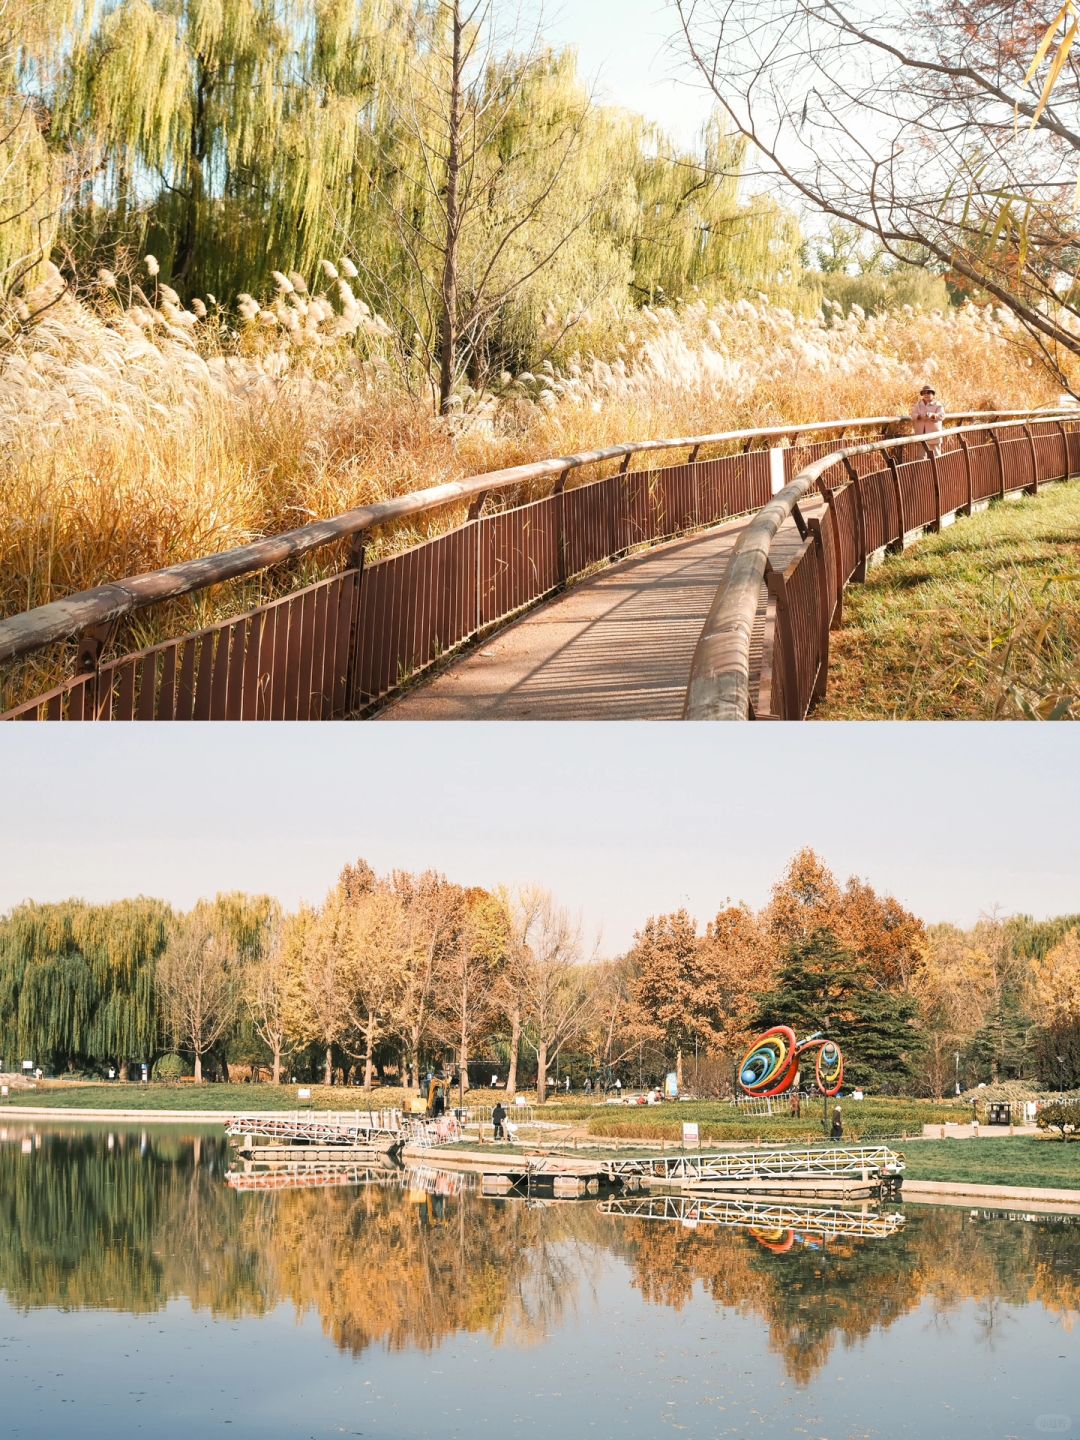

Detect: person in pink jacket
911,385,945,453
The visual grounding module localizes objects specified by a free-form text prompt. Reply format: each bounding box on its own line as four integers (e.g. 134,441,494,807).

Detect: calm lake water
0,1123,1077,1440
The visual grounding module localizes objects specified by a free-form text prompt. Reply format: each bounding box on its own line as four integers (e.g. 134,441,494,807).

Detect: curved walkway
379,506,813,721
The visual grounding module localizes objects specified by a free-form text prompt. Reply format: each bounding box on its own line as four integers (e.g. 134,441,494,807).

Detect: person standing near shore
911,385,945,453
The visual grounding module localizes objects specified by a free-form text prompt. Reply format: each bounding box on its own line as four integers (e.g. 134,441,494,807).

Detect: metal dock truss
226,1160,402,1192
224,1109,404,1152
599,1144,905,1190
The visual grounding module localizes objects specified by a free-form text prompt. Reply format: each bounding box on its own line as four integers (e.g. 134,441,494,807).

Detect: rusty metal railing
0,408,1069,721
683,413,1080,720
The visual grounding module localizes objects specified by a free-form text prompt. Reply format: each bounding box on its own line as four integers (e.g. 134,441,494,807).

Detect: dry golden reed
0,263,1059,624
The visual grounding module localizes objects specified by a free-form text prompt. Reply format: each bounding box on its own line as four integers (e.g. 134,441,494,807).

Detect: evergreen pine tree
753,928,921,1091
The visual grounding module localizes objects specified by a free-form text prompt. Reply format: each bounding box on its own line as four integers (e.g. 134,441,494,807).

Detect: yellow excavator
406,1075,454,1118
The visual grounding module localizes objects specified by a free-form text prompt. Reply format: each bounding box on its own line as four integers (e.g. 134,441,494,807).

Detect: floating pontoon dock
221,1113,903,1201
408,1143,904,1199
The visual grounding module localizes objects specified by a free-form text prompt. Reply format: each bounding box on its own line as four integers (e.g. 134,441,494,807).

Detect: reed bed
0,260,1059,634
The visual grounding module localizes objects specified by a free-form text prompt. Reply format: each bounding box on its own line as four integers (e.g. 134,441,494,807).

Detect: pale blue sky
2,726,1075,953
529,0,714,147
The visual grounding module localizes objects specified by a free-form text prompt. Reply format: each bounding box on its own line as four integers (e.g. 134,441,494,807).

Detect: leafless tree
674,0,1080,387
158,910,242,1082
509,886,596,1103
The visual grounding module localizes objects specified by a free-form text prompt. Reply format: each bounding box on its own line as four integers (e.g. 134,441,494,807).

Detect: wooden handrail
0,408,1064,665
683,412,1077,720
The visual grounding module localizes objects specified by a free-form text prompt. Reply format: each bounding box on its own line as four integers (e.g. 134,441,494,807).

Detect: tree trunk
537,1039,548,1105
119,1061,130,1082
438,0,464,415
458,1033,470,1093
194,1051,203,1083
363,1014,375,1089
410,1026,421,1091
507,1007,521,1096
173,59,212,283
676,1047,684,1092
272,1046,282,1086
324,1045,333,1086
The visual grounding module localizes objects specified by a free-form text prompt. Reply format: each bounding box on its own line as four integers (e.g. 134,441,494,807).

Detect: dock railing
224,1109,402,1143
1,408,1058,720
684,412,1080,720
603,1144,905,1184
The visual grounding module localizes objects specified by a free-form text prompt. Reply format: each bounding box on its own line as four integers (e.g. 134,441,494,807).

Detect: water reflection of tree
0,1127,273,1316
262,1187,603,1354
2,1129,1079,1378
610,1207,1080,1385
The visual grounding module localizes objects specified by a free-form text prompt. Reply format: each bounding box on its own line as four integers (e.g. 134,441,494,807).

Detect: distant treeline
1,849,1077,1096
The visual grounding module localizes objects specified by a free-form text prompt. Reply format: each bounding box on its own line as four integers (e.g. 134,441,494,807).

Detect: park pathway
379,502,817,721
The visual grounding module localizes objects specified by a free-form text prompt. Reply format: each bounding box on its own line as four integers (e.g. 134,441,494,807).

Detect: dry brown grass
0,262,1059,634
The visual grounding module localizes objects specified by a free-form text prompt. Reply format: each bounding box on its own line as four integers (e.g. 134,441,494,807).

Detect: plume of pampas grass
0,261,1060,696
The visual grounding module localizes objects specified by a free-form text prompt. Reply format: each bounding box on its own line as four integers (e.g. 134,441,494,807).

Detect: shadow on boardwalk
379,508,811,721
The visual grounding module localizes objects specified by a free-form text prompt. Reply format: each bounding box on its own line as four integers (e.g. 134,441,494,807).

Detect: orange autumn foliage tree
764,848,928,991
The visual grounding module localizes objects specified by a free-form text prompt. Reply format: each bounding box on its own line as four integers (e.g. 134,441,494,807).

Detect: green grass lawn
6,1088,959,1134
902,1138,1080,1190
0,1082,414,1112
544,1096,957,1143
816,482,1080,719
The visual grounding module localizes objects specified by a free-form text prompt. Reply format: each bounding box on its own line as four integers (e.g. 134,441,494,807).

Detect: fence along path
0,411,1072,721
378,413,1077,720
0,414,897,720
378,506,814,720
685,414,1080,720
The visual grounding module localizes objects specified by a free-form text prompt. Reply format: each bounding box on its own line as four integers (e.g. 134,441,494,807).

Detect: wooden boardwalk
379,506,815,721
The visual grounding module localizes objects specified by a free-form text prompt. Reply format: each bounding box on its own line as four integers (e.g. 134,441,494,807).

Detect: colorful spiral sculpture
738,1027,844,1098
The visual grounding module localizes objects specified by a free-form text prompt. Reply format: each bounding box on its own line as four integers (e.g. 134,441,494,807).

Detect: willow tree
623,114,803,307
0,0,92,300
0,899,169,1073
51,0,415,296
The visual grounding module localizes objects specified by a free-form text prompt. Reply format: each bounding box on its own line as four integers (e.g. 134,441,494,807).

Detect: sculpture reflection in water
2,1125,1079,1388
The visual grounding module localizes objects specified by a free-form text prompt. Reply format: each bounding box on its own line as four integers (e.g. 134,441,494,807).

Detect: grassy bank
545,1096,958,1143
5,1087,957,1135
903,1138,1080,1190
0,1082,414,1112
818,483,1080,720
